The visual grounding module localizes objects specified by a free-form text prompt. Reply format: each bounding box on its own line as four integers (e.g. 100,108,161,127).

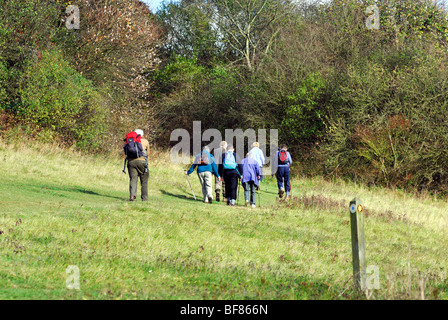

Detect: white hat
135,129,144,137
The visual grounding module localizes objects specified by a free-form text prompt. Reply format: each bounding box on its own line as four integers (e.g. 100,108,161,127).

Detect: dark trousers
223,170,239,201
128,159,149,201
276,166,291,194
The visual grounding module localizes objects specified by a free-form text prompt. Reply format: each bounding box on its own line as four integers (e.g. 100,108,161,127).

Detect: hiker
126,129,150,201
241,153,261,208
185,146,221,203
213,141,228,202
273,144,293,200
248,141,265,183
219,145,243,206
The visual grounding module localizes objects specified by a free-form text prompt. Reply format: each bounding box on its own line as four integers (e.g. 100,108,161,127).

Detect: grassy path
0,141,447,300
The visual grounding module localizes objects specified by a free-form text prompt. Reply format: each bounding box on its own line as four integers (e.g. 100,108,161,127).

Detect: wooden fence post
350,198,366,290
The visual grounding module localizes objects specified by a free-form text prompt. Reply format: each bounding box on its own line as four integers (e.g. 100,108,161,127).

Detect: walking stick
258,179,261,208
185,172,196,201
237,177,241,206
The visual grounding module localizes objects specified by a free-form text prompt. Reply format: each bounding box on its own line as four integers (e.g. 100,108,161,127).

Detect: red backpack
278,149,288,165
124,131,143,159
122,131,148,174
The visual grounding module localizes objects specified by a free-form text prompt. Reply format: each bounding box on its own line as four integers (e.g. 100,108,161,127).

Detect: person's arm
211,160,220,178
218,154,224,176
186,163,196,175
209,154,219,177
186,155,199,174
288,152,293,166
255,163,260,177
236,153,243,178
272,151,279,176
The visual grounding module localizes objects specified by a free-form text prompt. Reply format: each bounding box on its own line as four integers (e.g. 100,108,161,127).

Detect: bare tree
205,0,296,72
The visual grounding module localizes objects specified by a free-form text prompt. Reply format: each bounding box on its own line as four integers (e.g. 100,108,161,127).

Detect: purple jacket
241,156,261,187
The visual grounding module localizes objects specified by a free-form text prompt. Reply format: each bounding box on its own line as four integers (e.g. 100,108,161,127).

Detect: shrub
18,49,107,152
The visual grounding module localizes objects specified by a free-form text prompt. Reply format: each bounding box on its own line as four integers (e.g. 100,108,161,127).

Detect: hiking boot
279,188,284,199
245,200,249,207
216,193,220,202
251,204,256,208
208,196,213,204
223,197,227,203
129,195,136,201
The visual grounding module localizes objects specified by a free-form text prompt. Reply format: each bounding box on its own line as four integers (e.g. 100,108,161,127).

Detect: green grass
0,141,447,300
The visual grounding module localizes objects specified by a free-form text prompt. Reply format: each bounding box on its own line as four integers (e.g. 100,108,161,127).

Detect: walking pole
237,178,240,206
185,171,196,201
258,179,261,208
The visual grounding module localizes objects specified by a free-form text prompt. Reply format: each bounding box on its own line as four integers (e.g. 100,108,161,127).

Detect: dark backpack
124,131,144,160
278,150,288,165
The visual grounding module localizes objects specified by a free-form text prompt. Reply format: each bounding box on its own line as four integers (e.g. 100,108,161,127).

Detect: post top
350,198,363,214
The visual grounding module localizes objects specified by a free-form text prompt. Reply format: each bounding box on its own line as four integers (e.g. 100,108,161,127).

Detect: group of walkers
123,129,293,206
184,141,293,207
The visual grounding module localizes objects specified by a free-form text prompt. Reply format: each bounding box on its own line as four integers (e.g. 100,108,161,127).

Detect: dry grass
0,139,447,300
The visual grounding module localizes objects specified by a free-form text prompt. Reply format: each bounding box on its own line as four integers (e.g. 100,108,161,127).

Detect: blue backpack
223,152,237,170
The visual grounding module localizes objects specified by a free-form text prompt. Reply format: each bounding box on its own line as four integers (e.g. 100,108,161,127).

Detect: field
0,140,447,300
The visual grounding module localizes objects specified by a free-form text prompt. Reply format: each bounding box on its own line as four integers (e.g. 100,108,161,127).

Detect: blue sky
140,0,337,13
141,0,170,12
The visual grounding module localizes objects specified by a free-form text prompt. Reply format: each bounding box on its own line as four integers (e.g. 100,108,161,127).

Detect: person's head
281,144,288,150
227,144,234,152
203,146,210,153
252,142,259,148
221,141,228,149
246,152,253,158
135,129,144,137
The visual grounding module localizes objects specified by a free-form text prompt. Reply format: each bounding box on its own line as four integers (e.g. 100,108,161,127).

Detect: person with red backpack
273,144,293,200
123,129,150,201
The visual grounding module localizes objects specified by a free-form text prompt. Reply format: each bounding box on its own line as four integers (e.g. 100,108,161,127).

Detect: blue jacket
187,151,220,177
241,157,261,187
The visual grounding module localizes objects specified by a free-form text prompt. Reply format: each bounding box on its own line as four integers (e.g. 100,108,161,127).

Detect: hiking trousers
243,181,256,205
223,170,239,201
215,175,226,197
198,171,213,202
128,159,149,201
276,166,291,194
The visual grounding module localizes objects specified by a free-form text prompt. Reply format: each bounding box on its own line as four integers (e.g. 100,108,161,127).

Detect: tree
156,0,222,66
59,0,163,146
205,0,296,72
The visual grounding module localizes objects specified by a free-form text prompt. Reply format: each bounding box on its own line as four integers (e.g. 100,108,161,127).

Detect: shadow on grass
39,185,125,201
72,188,125,201
160,189,199,202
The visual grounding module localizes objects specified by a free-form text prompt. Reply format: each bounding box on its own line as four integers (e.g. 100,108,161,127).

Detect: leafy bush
18,49,107,152
281,72,326,144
